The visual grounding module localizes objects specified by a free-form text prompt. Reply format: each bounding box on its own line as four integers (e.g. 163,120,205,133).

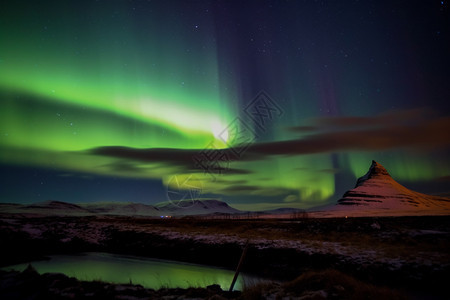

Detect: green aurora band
1,1,448,207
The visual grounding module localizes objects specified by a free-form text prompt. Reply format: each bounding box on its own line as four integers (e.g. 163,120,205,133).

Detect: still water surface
3,252,261,290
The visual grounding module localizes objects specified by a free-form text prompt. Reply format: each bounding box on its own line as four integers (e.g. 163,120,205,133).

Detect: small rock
206,284,222,293
299,290,328,299
371,222,381,230
333,284,345,291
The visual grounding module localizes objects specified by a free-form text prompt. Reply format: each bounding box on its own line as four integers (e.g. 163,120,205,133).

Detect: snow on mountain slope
155,199,240,216
81,202,160,216
334,160,450,213
83,199,239,216
26,200,86,210
17,200,92,216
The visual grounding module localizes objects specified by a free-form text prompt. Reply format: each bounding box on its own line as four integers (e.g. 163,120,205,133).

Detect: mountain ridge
336,160,450,211
0,199,243,217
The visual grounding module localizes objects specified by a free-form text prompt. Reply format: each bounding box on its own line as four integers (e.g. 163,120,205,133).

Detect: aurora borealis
1,1,449,210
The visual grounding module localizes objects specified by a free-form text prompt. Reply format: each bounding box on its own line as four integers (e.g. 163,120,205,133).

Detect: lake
2,252,262,290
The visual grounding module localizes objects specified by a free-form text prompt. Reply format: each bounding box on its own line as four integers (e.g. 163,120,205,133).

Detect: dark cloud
90,147,199,164
89,146,263,166
250,112,450,156
286,125,318,132
89,109,450,164
287,109,435,134
212,179,249,185
89,146,254,176
102,162,139,172
204,167,252,175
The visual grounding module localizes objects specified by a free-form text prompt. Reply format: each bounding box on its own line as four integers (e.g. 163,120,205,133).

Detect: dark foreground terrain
0,265,407,299
0,214,449,299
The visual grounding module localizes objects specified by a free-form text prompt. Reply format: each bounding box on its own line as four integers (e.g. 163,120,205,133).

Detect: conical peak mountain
337,161,450,210
355,160,392,187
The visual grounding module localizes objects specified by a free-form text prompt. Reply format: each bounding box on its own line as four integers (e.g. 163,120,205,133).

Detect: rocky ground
0,214,449,299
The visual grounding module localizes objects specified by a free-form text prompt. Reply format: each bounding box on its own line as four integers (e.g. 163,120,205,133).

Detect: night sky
1,0,449,210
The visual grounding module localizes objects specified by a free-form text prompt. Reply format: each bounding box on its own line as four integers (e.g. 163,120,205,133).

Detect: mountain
12,200,92,216
333,160,450,215
26,200,86,211
84,199,241,216
81,202,160,216
155,199,240,216
0,199,241,217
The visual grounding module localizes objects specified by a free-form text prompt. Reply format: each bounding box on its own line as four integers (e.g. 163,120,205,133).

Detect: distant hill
0,199,241,217
26,200,86,211
0,200,92,216
155,199,240,216
81,202,160,216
